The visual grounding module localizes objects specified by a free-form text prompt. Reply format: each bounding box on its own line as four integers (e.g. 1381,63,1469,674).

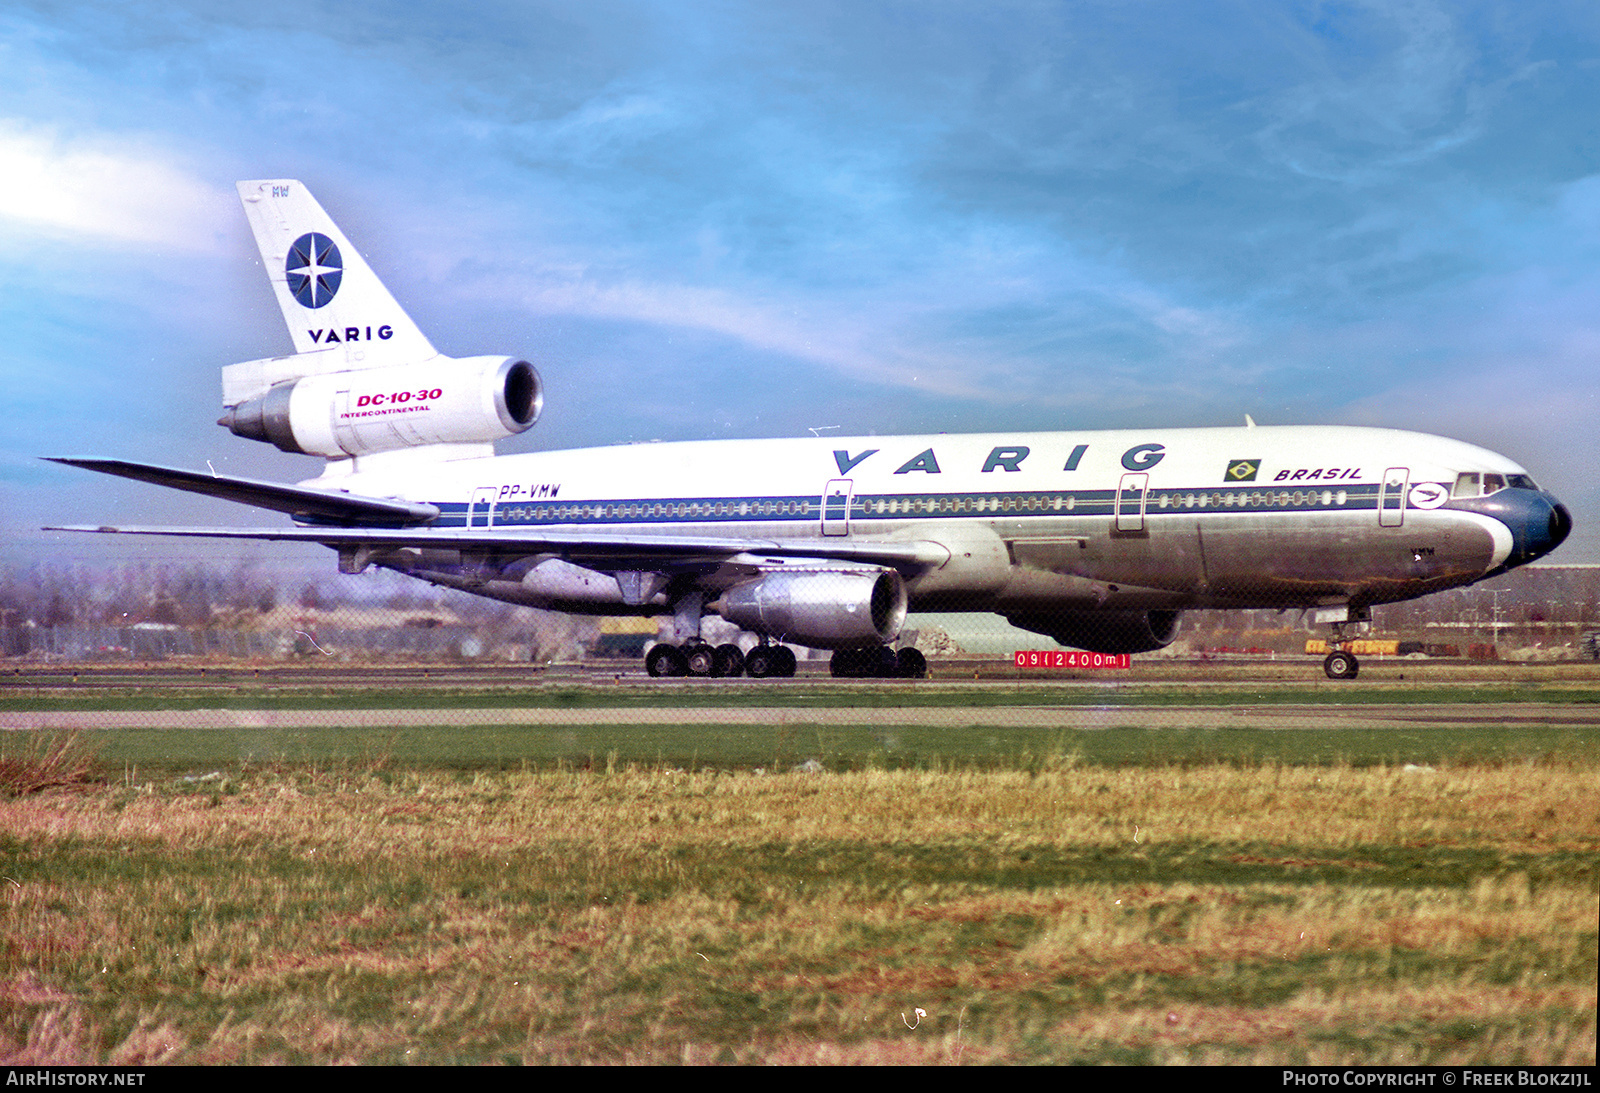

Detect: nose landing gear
1318,605,1369,680
1323,648,1359,680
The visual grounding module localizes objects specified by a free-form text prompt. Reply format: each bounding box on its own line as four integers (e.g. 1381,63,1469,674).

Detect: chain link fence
3,557,1597,667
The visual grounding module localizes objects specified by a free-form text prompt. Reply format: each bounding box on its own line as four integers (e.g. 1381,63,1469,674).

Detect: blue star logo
286,232,343,309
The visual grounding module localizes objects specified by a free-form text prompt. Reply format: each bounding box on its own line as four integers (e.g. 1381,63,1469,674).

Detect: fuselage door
1379,467,1409,527
1116,472,1149,533
469,487,498,528
822,478,853,536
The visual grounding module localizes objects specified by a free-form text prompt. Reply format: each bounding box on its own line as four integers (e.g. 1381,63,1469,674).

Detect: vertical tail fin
235,180,435,364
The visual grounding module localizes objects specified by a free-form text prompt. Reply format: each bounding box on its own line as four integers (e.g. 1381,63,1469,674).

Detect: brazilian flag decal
1225,459,1260,482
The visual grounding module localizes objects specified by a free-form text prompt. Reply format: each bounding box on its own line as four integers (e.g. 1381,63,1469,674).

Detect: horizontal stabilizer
44,458,439,527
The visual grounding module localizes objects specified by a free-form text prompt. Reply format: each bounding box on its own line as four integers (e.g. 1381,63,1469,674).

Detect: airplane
46,179,1573,680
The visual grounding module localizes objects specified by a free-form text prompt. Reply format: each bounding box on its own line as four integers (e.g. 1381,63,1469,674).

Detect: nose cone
1486,489,1573,570
1548,499,1574,553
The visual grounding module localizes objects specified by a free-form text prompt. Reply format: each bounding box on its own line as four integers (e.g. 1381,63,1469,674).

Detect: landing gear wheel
713,643,745,678
830,649,862,678
772,646,797,677
745,646,776,679
1323,651,1359,680
896,648,928,679
831,645,907,678
684,642,717,677
645,643,687,678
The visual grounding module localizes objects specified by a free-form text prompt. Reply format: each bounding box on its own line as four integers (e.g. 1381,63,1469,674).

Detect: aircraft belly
1080,519,1205,591
894,521,1012,599
1195,510,1501,607
993,517,1204,609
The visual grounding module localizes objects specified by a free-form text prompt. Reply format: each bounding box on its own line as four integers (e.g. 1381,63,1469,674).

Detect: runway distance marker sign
1015,651,1131,670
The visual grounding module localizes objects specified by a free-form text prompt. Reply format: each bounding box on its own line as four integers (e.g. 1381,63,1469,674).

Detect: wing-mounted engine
710,567,908,649
1005,608,1181,654
219,355,542,457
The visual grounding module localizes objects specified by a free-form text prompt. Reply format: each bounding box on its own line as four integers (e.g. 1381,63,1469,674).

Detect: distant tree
44,592,75,628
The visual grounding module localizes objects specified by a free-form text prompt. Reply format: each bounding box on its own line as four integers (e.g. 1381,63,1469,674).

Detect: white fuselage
315,423,1535,617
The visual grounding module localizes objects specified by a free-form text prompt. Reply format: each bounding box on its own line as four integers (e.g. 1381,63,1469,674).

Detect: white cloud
520,276,891,380
0,122,231,251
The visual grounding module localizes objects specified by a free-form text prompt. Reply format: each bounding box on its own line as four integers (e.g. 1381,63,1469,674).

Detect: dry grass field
0,742,1594,1066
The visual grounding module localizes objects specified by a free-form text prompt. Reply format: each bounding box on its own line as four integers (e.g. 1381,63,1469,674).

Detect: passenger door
469,487,498,528
1379,467,1409,527
822,478,853,536
1115,472,1148,534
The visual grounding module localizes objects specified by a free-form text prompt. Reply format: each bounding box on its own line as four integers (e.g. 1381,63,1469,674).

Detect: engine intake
220,355,542,457
713,569,907,649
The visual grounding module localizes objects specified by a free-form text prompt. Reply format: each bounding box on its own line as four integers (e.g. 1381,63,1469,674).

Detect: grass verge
5,678,1600,713
56,722,1600,778
0,732,100,797
0,756,1594,1064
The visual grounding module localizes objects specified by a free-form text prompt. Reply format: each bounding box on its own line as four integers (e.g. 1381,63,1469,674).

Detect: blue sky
2,0,1597,563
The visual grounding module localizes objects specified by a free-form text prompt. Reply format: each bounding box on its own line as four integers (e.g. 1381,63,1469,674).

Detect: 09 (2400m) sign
1014,650,1132,670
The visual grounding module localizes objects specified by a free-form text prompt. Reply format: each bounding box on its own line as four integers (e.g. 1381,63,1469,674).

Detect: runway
6,703,1599,731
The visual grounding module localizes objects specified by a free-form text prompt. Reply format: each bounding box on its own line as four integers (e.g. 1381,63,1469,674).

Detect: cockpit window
1453,472,1533,497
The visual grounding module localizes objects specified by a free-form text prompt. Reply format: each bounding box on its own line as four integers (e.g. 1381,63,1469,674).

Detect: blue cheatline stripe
423,483,1384,529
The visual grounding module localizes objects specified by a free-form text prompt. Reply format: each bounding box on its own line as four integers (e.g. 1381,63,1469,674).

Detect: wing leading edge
45,457,439,526
42,520,950,573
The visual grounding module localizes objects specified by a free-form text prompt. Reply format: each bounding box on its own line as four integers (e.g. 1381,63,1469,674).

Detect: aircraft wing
42,522,951,572
44,458,439,527
44,456,950,572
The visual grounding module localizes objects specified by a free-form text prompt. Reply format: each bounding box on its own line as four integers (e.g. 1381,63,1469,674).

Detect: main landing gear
644,641,796,678
829,645,928,679
744,644,798,679
643,641,928,679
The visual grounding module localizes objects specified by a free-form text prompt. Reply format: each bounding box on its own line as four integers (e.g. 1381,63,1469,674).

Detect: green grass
5,677,1600,713
42,723,1600,777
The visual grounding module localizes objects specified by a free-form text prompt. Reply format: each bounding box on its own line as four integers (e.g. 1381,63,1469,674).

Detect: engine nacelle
713,569,908,649
220,355,542,457
1005,609,1182,655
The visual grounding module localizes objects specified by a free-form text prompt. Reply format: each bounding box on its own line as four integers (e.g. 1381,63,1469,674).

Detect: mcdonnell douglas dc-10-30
47,180,1573,680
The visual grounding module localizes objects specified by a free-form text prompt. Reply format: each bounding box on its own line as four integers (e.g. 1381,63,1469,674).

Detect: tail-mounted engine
219,355,542,458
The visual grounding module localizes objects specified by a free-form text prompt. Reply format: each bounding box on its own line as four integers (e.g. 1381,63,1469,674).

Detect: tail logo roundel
286,232,343,309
